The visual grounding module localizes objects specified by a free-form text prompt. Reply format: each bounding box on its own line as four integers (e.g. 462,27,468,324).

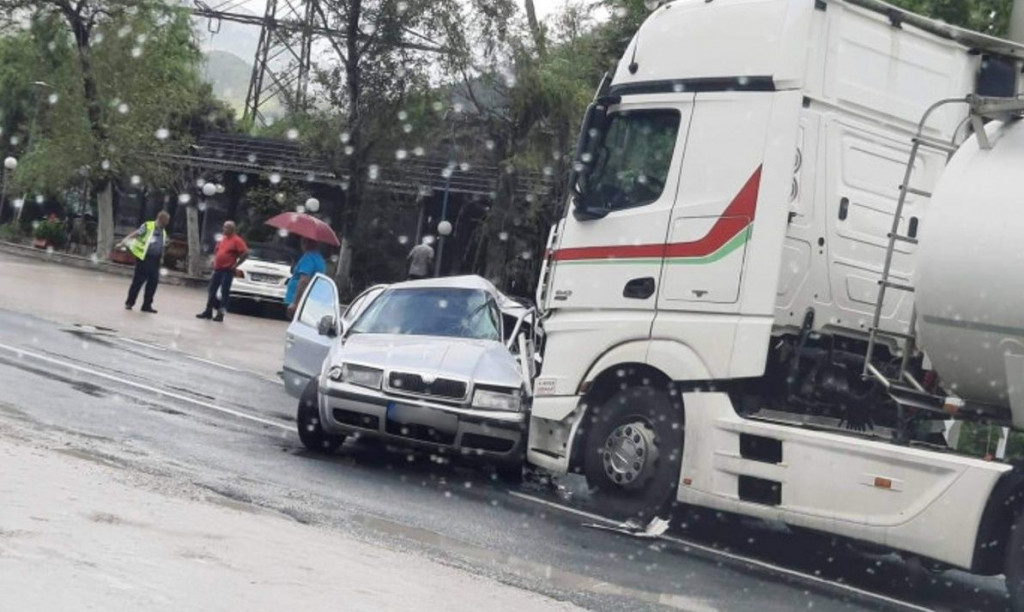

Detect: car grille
387,372,467,400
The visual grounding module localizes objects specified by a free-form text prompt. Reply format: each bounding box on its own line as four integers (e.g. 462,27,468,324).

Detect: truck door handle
623,277,656,299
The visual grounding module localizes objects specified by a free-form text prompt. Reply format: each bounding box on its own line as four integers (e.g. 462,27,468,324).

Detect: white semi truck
526,0,1024,603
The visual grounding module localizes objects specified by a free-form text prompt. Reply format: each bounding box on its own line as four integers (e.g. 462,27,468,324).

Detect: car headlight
329,363,383,389
472,388,522,412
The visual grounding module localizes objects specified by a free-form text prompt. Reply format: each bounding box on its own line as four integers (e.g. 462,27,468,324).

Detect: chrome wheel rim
602,420,658,489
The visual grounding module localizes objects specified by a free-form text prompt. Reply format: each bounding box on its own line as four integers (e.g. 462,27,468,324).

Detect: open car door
282,273,341,398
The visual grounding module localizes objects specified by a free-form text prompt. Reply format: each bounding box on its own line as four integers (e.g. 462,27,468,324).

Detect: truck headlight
472,388,522,412
329,363,383,389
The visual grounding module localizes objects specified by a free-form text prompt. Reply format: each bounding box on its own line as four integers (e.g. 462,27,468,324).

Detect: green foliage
888,0,1012,35
0,220,29,243
32,216,64,247
0,1,235,204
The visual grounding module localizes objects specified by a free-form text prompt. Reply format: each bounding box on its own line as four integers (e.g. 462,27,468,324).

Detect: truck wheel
297,379,345,454
582,385,684,522
1006,509,1024,611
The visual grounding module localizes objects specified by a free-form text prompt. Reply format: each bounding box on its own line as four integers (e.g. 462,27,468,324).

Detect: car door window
298,276,338,327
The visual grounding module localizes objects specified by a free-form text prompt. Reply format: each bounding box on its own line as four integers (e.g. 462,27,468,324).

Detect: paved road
0,306,1011,612
0,252,1012,610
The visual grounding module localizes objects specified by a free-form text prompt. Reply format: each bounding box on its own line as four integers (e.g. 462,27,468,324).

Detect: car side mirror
317,314,337,338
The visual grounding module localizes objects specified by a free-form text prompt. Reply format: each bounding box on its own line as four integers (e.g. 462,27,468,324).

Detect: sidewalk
0,250,287,379
0,240,208,287
0,433,580,612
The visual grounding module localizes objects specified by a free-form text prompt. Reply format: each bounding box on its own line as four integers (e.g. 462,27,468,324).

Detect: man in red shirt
196,220,248,322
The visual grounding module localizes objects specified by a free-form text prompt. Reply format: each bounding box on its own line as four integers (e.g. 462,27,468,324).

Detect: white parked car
230,243,298,305
282,274,539,478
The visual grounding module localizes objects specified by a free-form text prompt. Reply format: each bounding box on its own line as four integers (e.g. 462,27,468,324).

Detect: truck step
869,327,915,341
888,232,919,245
898,185,933,198
878,279,915,292
912,136,958,154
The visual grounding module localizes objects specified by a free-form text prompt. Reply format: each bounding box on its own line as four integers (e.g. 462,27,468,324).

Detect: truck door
545,96,695,328
654,90,803,379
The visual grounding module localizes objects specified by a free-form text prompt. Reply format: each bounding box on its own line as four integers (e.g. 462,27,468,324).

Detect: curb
0,241,209,288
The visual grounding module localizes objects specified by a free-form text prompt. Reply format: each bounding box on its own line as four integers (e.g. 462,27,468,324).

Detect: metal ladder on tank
862,95,1024,438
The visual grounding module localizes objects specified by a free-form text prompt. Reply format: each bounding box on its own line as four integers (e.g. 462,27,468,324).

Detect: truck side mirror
317,314,337,338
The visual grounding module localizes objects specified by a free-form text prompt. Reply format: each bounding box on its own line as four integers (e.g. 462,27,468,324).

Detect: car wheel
296,379,345,454
582,385,684,522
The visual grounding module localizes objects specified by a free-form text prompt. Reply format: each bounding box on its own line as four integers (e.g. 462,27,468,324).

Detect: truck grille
388,372,467,400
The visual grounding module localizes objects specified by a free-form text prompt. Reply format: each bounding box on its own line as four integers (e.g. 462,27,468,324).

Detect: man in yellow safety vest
119,211,170,313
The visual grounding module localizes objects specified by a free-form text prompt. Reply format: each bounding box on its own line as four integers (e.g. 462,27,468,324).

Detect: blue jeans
204,269,234,314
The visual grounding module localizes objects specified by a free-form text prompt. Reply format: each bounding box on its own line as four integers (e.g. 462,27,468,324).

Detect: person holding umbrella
285,237,327,318
263,211,340,319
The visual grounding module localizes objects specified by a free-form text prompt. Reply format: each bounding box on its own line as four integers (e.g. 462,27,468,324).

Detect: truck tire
1006,509,1024,611
297,379,345,454
582,385,684,522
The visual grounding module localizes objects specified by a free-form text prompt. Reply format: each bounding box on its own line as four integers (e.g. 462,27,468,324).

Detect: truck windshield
579,109,680,212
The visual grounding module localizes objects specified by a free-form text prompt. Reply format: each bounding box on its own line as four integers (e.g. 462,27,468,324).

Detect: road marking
120,337,167,351
184,354,241,372
508,491,933,612
118,336,283,385
0,342,292,433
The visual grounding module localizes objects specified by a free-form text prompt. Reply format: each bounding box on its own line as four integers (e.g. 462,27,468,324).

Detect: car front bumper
319,382,526,460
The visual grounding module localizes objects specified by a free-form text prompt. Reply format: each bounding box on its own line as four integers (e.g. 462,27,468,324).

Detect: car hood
335,333,522,390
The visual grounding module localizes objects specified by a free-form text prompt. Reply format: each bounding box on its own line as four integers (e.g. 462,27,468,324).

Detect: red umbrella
264,212,340,247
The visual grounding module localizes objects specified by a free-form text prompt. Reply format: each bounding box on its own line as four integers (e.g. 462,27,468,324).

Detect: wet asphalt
0,307,1012,612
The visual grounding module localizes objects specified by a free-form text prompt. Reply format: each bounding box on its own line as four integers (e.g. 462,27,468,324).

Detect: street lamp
0,156,17,223
434,109,460,277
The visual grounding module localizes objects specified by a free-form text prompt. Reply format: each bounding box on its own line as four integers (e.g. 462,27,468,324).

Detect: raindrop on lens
117,103,129,114
398,235,408,245
344,145,354,156
296,205,306,214
155,128,170,141
395,149,408,160
238,174,248,184
403,123,412,133
131,47,142,58
459,162,470,172
499,231,509,242
269,173,282,184
130,175,141,186
339,132,350,143
368,165,380,180
47,93,58,105
398,110,408,121
178,193,191,204
277,228,289,238
397,0,408,12
413,147,424,156
275,192,285,203
101,160,110,171
286,128,299,140
485,140,495,151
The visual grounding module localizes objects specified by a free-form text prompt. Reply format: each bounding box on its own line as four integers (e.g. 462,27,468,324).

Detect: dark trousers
203,269,235,314
126,255,161,308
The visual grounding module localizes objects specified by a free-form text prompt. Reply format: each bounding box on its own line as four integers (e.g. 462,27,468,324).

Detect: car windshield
247,245,296,266
349,287,501,341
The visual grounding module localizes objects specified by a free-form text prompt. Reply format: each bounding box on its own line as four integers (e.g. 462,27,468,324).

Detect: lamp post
434,110,460,277
0,156,17,223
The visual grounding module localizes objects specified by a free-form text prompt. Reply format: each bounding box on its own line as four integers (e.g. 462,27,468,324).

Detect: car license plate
250,273,279,284
386,401,457,432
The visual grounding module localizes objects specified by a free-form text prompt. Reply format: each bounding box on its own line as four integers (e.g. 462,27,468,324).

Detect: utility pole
1011,0,1024,43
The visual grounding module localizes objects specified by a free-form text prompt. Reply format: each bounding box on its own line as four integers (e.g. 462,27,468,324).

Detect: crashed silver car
282,274,538,476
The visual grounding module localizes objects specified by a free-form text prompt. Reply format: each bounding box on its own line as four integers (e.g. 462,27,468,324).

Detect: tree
300,0,469,295
889,0,1012,35
0,0,220,261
